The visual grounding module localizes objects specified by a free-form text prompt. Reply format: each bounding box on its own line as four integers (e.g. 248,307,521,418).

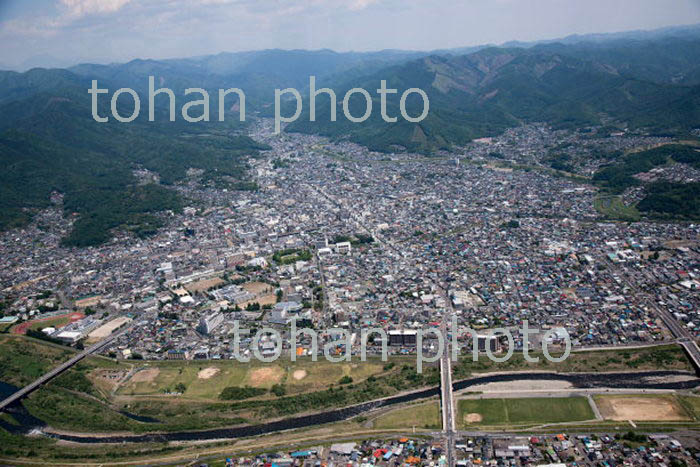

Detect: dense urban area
1,117,699,465
1,120,698,357
219,432,700,466
3,0,700,463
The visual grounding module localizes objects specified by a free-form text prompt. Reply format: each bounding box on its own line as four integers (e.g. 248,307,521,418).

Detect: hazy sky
1,0,700,69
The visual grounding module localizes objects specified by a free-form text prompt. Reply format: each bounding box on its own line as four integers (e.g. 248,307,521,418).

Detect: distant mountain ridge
286,37,700,151
1,23,700,244
3,22,699,72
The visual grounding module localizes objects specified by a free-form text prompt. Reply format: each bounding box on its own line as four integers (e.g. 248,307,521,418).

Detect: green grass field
284,360,383,395
24,315,73,333
458,397,595,428
117,359,385,400
0,335,76,386
373,401,441,429
460,399,508,425
679,395,700,420
118,363,248,398
594,195,641,221
0,334,692,440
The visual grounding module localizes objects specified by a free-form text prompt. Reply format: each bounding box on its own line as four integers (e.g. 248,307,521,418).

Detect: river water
1,370,697,444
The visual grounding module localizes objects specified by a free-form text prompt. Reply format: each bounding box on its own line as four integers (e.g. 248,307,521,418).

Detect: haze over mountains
288,27,700,151
1,23,700,245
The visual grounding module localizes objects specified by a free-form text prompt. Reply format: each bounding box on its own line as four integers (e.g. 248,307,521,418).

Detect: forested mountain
1,25,700,245
0,69,267,246
67,49,428,116
287,36,700,152
592,144,700,220
0,48,433,245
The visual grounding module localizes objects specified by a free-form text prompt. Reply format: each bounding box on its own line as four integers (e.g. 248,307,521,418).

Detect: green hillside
0,73,267,245
593,144,700,220
3,35,700,243
287,44,700,152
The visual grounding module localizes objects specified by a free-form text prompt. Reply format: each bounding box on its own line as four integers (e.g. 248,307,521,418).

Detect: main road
440,335,456,466
306,182,458,464
437,285,457,466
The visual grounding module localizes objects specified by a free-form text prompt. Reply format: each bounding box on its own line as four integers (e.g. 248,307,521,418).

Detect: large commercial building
212,284,255,304
55,330,83,344
268,301,303,324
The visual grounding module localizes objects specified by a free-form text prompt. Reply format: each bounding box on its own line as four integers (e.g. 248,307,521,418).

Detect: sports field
116,359,385,400
10,312,85,335
458,396,595,428
184,277,225,293
595,394,691,421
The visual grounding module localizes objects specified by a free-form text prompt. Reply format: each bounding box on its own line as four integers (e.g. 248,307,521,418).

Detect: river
0,369,695,444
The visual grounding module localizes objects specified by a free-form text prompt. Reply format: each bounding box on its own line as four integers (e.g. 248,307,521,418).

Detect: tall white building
335,241,352,254
197,311,224,335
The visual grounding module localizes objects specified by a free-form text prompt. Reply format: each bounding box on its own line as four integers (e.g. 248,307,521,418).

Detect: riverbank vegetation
0,336,694,437
453,344,691,378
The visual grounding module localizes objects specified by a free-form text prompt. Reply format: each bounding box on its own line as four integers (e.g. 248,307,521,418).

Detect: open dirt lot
197,367,220,379
596,395,690,421
238,294,277,308
130,368,160,383
292,370,307,380
242,281,274,294
247,366,284,387
462,379,573,394
197,367,220,380
88,316,132,340
185,277,225,293
465,413,483,423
